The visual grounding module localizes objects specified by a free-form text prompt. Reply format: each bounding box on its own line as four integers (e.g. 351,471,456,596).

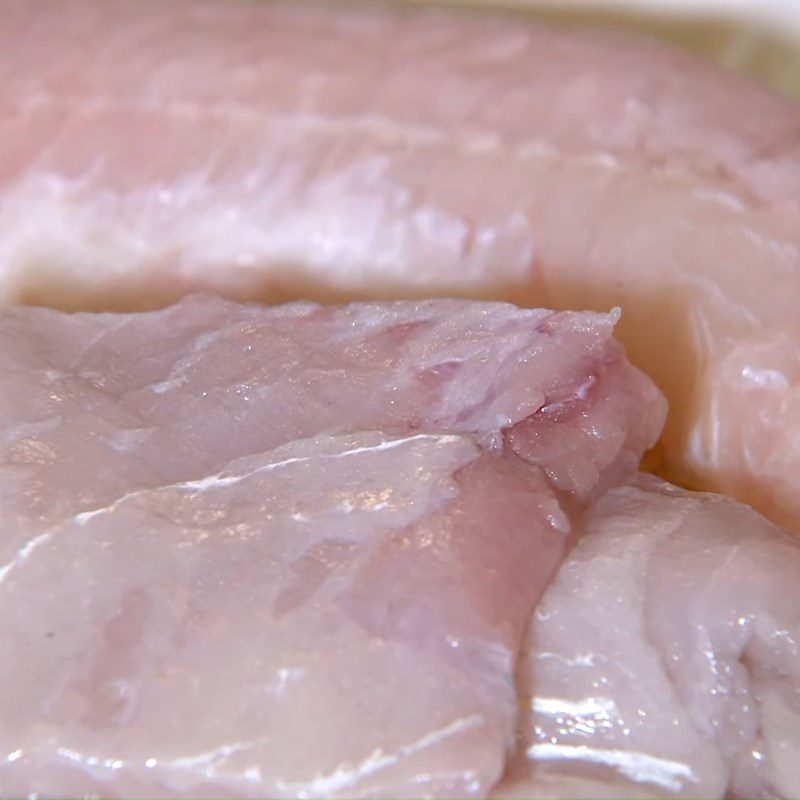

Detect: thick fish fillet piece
0,296,664,798
2,1,800,528
496,474,800,799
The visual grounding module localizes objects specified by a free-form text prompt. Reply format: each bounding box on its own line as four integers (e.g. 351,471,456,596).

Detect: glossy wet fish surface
3,2,800,798
0,296,663,798
2,0,800,528
496,475,800,800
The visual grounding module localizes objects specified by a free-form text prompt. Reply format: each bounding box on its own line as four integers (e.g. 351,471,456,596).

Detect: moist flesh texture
0,296,664,798
3,4,800,796
2,0,800,529
494,474,800,800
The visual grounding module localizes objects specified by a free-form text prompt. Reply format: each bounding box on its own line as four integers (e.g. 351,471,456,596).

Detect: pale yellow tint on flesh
389,0,800,99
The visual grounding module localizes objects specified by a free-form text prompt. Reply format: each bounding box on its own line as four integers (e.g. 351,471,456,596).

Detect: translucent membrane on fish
0,296,663,798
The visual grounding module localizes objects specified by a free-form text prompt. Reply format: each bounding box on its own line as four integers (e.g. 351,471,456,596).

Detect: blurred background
389,0,800,99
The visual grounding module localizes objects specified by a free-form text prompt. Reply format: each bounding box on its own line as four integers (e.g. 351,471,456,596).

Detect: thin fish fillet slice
0,297,664,798
0,295,663,548
2,0,800,529
496,474,800,799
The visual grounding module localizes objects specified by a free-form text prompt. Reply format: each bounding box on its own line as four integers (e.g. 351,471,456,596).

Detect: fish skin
1,0,799,528
0,296,663,798
494,474,800,799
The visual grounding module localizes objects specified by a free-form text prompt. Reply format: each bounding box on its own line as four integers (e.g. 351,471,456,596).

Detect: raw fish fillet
0,296,664,798
496,475,800,799
2,1,800,529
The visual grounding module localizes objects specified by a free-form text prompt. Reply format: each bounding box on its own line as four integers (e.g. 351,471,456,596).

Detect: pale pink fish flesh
2,0,800,527
0,296,664,798
496,474,800,799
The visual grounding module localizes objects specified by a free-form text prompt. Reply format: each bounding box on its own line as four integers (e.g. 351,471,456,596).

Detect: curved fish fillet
2,0,799,527
0,296,663,798
497,474,800,799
